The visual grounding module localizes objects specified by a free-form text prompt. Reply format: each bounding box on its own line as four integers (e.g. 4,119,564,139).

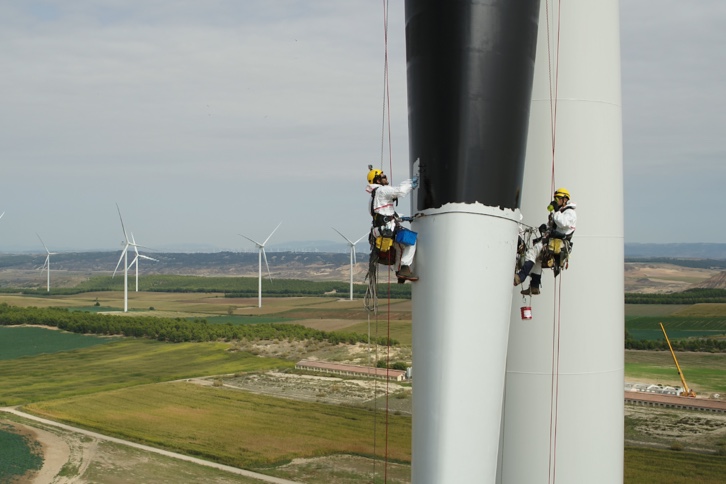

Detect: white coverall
366,179,416,267
520,200,577,284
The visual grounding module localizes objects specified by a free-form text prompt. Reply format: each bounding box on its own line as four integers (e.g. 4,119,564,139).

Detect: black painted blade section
405,0,540,210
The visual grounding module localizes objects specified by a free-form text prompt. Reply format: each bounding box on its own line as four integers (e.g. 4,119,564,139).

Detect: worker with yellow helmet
515,188,577,295
548,187,577,238
365,166,419,282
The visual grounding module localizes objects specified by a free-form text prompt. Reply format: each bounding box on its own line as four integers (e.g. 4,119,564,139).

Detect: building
295,359,406,382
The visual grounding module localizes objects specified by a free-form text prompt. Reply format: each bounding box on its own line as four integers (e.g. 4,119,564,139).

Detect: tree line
0,304,398,346
0,275,412,299
625,288,726,304
625,329,726,352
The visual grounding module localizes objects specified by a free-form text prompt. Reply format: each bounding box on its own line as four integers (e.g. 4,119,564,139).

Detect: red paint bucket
520,306,532,320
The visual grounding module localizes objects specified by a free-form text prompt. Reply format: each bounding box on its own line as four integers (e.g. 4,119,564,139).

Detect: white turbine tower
129,232,158,292
239,222,282,308
37,234,57,292
332,228,368,301
113,204,131,312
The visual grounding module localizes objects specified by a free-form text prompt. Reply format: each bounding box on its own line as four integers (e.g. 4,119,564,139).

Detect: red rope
545,2,563,483
375,2,393,482
546,0,562,195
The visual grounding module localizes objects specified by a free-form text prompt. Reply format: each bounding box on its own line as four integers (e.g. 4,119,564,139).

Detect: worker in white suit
366,167,418,282
516,188,576,295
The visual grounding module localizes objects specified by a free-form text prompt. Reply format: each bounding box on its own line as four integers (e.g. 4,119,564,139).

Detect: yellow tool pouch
376,236,394,252
548,238,563,255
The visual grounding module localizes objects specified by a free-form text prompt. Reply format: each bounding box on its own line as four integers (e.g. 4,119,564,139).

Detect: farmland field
1,291,726,482
0,423,43,482
626,316,726,340
25,382,411,469
0,337,293,406
0,326,112,360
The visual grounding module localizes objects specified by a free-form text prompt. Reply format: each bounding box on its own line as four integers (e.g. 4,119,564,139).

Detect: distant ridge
625,243,726,259
690,271,726,290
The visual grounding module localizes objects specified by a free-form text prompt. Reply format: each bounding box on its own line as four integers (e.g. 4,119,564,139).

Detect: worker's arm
552,209,576,234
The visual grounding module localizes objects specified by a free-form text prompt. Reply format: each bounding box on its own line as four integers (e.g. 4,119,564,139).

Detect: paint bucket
520,306,532,320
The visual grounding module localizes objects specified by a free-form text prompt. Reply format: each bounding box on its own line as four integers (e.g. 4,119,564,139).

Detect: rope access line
366,1,394,482
544,2,564,483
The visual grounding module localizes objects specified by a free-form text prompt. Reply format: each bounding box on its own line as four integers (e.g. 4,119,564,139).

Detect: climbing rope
365,1,395,481
545,2,563,483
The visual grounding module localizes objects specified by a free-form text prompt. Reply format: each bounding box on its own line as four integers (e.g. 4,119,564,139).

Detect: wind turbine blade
113,246,128,277
116,203,129,242
238,233,263,247
262,222,282,246
353,247,357,265
139,254,158,262
354,233,369,245
262,249,272,281
332,227,355,245
0,212,4,220
130,234,140,256
36,233,50,254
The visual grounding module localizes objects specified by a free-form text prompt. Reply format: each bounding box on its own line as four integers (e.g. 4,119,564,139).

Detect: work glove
411,176,419,189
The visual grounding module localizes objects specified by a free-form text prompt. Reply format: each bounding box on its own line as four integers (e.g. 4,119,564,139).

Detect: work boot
396,265,419,282
514,274,521,286
520,286,540,296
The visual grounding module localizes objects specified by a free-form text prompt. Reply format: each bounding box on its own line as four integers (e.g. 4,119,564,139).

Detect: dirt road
1,407,301,484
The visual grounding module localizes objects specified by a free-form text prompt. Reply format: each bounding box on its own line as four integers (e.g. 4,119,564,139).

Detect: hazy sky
1,1,723,253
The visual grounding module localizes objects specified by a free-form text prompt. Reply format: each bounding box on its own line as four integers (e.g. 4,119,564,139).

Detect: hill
625,243,726,259
690,271,726,290
0,251,371,288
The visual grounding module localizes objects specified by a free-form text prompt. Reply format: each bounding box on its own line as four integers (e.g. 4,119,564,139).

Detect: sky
0,1,724,253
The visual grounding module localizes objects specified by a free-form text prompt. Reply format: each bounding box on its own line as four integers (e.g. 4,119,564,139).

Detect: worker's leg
521,261,542,295
400,242,415,267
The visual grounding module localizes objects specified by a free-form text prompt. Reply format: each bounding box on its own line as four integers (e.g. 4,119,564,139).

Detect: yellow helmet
367,168,384,184
554,188,570,199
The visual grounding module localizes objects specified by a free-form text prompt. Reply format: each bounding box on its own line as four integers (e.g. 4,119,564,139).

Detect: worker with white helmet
366,167,419,282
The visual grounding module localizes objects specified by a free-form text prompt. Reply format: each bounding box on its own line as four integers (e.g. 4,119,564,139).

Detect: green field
0,338,292,406
624,447,726,484
26,382,411,469
0,326,112,360
0,295,725,482
625,350,726,393
0,424,43,482
626,316,726,340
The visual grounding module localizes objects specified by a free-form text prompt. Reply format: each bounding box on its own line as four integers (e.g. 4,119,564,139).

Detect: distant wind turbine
332,228,368,301
129,232,158,292
113,204,132,312
37,234,57,292
239,222,282,308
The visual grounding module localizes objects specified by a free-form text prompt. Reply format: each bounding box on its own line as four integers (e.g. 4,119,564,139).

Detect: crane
659,322,696,398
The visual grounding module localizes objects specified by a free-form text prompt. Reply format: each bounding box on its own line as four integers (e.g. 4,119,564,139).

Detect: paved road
1,407,301,484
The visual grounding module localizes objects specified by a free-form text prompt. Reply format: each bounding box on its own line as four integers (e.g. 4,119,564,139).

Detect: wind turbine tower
129,233,158,292
332,228,368,301
37,234,57,292
239,222,282,308
113,204,132,312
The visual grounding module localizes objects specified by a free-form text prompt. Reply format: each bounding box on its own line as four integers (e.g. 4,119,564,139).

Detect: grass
625,316,726,340
25,381,411,469
0,424,43,482
0,338,293,406
624,350,726,393
0,326,112,360
624,446,726,483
